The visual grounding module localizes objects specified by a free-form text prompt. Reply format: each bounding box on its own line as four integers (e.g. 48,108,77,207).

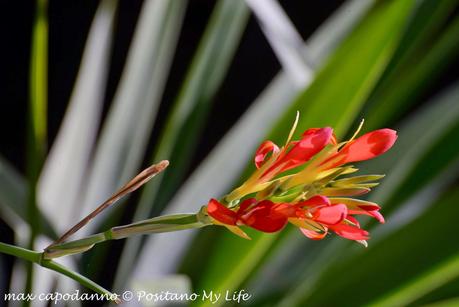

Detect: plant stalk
0,242,119,304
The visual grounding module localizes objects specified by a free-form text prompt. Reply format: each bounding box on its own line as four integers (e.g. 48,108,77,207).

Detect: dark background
1,0,459,298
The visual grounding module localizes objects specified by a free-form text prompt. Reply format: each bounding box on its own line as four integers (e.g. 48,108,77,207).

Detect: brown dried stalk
47,160,169,247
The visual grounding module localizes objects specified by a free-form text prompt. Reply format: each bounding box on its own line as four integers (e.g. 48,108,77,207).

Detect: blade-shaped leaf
367,252,459,307
364,7,459,130
37,0,116,234
78,0,187,234
292,188,459,307
275,82,459,306
245,0,313,86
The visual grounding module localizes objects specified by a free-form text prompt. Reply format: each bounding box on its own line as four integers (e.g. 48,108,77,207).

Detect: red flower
206,195,384,243
255,127,334,180
214,119,396,245
323,129,397,169
207,198,289,233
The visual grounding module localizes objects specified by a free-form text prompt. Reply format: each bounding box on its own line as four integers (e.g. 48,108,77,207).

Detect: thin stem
40,260,120,304
49,160,169,247
0,242,41,263
44,212,212,259
0,242,119,304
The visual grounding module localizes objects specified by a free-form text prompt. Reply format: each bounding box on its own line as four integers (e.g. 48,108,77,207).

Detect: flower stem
44,212,211,259
0,242,119,303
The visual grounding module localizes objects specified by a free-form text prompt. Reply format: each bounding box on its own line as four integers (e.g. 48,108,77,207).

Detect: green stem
0,242,41,263
45,212,212,259
40,260,120,304
0,242,119,303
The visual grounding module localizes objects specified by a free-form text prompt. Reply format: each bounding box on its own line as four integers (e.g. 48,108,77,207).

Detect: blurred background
1,0,459,306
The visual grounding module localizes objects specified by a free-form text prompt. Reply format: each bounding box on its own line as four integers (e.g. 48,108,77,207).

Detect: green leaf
367,82,459,214
275,82,459,306
423,297,459,307
364,0,459,129
293,189,459,307
367,252,459,307
37,0,116,234
79,0,187,235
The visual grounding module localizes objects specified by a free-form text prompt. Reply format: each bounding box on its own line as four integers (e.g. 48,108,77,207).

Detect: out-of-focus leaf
369,0,457,91
365,4,459,130
25,0,49,297
423,297,459,307
0,156,55,239
115,0,250,291
133,0,374,285
37,0,116,234
189,1,415,305
79,0,186,234
409,274,459,306
245,0,313,86
291,189,459,307
275,82,459,306
367,252,459,307
367,82,459,216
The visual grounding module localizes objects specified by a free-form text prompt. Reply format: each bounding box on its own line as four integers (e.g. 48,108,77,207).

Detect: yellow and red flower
207,195,384,243
207,119,397,245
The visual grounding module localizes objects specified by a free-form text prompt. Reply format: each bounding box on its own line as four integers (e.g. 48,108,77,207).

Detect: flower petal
347,204,385,223
254,140,280,168
207,199,237,225
313,204,348,225
300,228,327,240
237,198,258,214
346,216,360,228
297,195,331,209
337,129,397,165
280,127,334,171
331,223,369,240
224,225,251,240
239,200,288,233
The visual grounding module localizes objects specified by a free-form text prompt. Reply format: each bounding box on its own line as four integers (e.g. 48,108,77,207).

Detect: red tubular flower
206,194,384,244
207,199,238,225
239,200,289,233
256,127,334,179
255,141,280,169
324,129,397,169
207,198,290,236
210,119,396,246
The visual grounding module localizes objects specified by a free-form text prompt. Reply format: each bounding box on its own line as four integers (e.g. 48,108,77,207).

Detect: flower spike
207,115,396,246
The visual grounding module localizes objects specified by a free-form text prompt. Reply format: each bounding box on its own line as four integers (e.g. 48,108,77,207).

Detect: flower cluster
205,117,397,245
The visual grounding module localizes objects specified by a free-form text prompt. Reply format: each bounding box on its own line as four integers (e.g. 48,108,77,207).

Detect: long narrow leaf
37,0,116,234
277,82,459,306
78,0,186,235
245,0,312,86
